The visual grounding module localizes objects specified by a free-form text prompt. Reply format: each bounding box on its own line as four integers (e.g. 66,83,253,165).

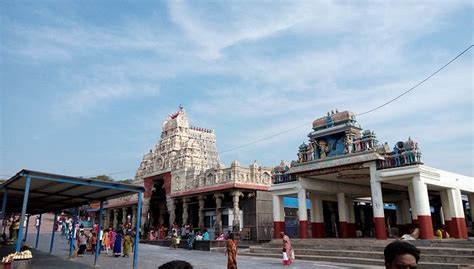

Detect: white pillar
297,188,308,238
231,191,242,231
411,175,433,239
446,188,467,238
440,206,445,225
407,183,418,222
440,190,452,224
272,195,284,222
310,194,324,223
113,209,118,229
167,197,176,227
298,188,308,222
368,162,386,239
337,193,347,222
214,193,224,236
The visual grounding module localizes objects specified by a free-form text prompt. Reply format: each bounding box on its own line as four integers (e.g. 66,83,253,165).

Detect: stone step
250,247,474,264
261,243,474,255
241,252,463,269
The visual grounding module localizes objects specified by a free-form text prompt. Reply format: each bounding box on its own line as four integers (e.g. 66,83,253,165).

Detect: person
216,233,225,240
77,230,87,257
90,232,97,254
113,230,123,257
225,233,237,269
401,225,420,240
434,225,450,239
102,228,110,255
35,216,40,231
187,230,195,250
122,232,133,257
280,232,294,266
195,232,203,241
158,260,193,269
384,241,420,269
170,229,178,249
109,228,116,251
202,229,210,241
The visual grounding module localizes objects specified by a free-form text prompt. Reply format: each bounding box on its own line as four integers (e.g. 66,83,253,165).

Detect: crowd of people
56,214,136,258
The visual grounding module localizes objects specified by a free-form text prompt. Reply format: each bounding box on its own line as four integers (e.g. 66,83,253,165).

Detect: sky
1,0,473,180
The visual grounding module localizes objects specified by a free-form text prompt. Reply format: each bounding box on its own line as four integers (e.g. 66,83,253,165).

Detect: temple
106,107,273,240
271,110,473,239
104,108,473,241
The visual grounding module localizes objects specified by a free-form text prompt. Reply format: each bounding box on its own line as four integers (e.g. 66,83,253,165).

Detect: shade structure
0,169,144,215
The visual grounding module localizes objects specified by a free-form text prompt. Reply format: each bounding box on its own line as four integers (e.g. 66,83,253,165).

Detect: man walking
384,241,420,269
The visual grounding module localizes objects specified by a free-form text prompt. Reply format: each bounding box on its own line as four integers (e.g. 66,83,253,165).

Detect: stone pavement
21,215,382,269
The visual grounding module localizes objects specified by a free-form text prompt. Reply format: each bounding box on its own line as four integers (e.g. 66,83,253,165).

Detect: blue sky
1,0,473,180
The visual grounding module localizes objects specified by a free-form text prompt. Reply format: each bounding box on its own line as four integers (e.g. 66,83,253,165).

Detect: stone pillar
104,210,110,229
368,162,387,239
408,184,418,225
446,188,467,239
132,206,137,228
310,194,325,238
122,207,128,226
182,198,189,225
346,198,356,237
412,175,433,239
214,193,224,237
231,191,242,231
298,187,308,238
113,209,118,229
337,192,349,238
273,194,285,238
167,197,176,228
198,195,205,229
141,198,150,232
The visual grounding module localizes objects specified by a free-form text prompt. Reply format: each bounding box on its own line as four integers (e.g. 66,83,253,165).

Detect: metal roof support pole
94,201,104,266
133,192,142,269
35,214,42,248
69,208,78,259
15,175,31,252
1,188,8,233
49,212,58,253
24,215,30,240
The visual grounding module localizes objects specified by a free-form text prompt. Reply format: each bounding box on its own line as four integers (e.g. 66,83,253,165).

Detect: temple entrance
149,179,169,232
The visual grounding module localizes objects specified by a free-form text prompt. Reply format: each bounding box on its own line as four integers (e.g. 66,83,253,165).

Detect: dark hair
384,241,420,265
158,260,193,269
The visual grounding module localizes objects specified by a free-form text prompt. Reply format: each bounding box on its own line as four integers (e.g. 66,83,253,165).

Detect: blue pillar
24,215,30,240
133,192,142,269
68,208,78,259
16,175,31,252
50,212,58,254
35,214,42,249
94,201,104,266
1,189,8,233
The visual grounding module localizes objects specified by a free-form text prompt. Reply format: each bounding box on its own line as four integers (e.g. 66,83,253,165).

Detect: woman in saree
225,233,237,269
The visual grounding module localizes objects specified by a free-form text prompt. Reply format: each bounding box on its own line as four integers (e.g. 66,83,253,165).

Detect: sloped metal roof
0,169,144,214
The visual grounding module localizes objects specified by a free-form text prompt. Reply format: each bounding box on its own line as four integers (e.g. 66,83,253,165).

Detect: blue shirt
203,232,210,240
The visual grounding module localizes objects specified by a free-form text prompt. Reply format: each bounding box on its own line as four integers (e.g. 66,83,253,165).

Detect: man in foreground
384,241,420,269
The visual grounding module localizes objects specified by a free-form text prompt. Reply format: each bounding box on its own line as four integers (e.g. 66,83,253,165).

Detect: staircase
242,238,474,269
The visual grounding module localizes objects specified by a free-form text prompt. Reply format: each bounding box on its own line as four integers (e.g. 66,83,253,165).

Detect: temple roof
312,110,355,131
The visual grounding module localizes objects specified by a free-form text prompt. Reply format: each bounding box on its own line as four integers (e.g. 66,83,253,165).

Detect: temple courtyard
16,215,381,269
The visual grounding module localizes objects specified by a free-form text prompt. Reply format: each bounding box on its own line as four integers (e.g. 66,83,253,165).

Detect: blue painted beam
49,212,57,254
23,174,144,193
35,214,42,249
133,192,143,269
94,201,104,266
16,175,31,252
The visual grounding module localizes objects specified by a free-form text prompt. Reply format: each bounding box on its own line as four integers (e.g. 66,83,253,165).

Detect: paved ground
17,214,382,269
